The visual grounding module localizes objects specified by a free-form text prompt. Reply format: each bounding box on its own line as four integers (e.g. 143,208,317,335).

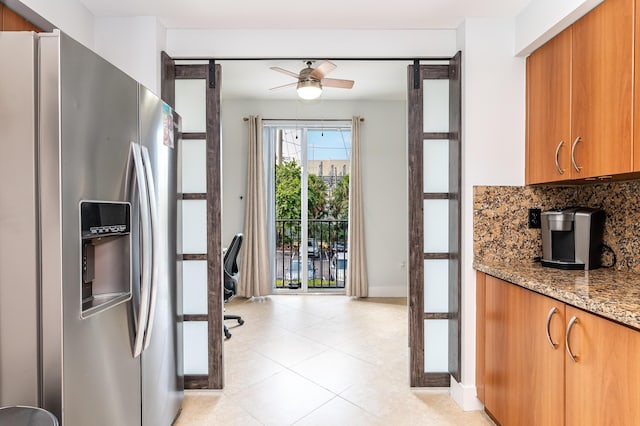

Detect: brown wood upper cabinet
527,28,572,183
1,5,43,32
526,0,634,184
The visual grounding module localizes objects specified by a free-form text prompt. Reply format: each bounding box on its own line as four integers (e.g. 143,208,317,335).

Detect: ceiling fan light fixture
296,79,322,100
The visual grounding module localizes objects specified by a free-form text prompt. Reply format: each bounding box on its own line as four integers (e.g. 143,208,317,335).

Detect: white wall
167,29,457,58
221,99,408,297
12,0,95,47
452,17,526,411
94,16,167,94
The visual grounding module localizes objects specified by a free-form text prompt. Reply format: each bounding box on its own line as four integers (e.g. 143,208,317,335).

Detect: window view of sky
308,129,351,161
279,128,351,163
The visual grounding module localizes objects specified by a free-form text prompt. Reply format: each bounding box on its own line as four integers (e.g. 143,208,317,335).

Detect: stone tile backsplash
474,180,640,273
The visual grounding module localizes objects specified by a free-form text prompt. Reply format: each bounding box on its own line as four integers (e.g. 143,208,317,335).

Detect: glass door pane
424,319,449,373
175,80,206,133
423,199,449,253
307,128,351,290
423,140,449,193
424,259,449,313
423,79,449,133
275,128,303,290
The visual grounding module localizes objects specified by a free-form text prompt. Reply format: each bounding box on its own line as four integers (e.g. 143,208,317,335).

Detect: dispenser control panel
81,201,130,239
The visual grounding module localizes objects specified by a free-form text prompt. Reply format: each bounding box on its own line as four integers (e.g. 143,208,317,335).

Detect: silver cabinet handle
566,316,579,362
546,306,559,349
555,141,565,175
571,136,582,172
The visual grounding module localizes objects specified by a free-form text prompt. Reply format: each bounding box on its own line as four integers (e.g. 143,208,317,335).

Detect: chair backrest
224,233,243,277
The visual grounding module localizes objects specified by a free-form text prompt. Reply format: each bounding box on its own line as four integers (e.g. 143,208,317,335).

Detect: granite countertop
474,260,640,331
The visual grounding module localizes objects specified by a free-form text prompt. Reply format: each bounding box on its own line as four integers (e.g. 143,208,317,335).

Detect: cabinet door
565,306,640,426
485,276,565,425
1,5,42,32
634,0,640,170
571,0,633,178
527,28,572,184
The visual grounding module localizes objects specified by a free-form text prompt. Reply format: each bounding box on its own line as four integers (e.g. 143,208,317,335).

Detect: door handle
571,136,582,173
140,146,160,352
127,142,152,358
554,141,565,175
546,306,559,349
566,316,579,362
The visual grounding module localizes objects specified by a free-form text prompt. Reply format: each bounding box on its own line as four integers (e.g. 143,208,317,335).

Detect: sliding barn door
408,53,462,387
161,54,224,389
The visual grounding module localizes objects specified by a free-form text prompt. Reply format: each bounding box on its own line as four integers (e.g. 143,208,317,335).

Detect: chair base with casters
223,233,244,339
223,315,244,339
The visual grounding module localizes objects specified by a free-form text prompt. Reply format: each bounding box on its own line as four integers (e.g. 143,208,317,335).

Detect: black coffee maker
540,207,605,270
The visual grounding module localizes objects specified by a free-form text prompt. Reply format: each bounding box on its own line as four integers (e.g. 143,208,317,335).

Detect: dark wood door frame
161,52,224,389
408,52,462,387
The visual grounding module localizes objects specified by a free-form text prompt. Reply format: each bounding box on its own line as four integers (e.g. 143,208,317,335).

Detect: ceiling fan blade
310,60,337,79
270,67,299,79
321,78,355,89
269,82,298,91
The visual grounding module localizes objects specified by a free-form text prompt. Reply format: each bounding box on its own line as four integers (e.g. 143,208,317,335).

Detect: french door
264,121,351,293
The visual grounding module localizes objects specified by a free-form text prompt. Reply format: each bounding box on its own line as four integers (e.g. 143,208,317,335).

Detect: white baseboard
450,377,484,411
367,286,407,298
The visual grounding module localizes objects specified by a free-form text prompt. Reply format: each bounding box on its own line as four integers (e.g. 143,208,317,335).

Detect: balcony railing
275,219,348,289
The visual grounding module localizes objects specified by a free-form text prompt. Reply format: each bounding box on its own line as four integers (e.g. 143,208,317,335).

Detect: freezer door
0,32,40,408
139,85,183,426
39,33,142,425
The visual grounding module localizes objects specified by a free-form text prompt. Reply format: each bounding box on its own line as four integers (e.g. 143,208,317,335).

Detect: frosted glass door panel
175,79,206,133
424,320,449,373
184,322,208,374
183,260,207,314
423,200,449,252
423,140,449,193
181,139,206,193
424,259,449,312
182,200,207,254
423,80,450,133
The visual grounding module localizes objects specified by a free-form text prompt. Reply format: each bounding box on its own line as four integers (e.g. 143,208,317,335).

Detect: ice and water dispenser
80,201,132,318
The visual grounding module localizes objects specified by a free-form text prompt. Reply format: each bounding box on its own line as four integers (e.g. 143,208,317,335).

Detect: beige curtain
346,116,369,297
238,116,271,297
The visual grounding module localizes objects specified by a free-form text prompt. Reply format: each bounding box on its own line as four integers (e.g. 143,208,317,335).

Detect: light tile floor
174,295,493,426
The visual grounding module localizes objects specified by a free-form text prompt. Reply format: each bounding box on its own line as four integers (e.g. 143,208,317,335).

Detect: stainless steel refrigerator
0,31,183,425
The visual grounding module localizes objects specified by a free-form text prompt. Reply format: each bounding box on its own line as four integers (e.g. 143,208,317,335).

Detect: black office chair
223,233,244,339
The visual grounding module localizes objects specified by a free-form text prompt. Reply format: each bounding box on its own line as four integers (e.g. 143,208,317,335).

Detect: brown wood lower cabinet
478,273,640,426
564,306,640,425
483,275,564,425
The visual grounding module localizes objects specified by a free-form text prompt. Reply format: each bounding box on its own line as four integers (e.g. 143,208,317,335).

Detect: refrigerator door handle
127,142,153,358
140,145,160,351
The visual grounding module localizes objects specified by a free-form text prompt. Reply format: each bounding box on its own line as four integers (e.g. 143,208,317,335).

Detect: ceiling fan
269,60,355,100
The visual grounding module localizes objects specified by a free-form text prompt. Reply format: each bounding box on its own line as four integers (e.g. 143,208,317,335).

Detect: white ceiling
217,59,412,101
80,0,530,101
80,0,529,30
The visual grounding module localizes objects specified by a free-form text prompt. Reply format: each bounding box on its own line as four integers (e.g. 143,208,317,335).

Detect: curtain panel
346,116,369,297
238,115,271,297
